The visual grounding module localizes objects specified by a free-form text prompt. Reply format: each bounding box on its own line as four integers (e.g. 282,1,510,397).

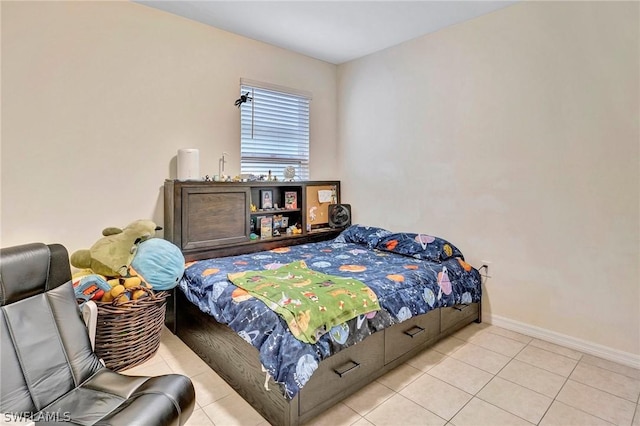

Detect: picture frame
260,190,273,209
284,191,297,209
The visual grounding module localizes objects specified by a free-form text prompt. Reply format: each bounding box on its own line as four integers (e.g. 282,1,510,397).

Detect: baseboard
487,314,640,370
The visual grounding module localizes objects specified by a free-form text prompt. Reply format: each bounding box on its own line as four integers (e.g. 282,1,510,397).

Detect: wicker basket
94,287,169,372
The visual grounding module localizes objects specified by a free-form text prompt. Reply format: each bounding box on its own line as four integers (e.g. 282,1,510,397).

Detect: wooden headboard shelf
164,180,343,261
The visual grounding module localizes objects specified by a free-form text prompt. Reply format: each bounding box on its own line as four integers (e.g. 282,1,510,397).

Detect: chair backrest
1,243,103,414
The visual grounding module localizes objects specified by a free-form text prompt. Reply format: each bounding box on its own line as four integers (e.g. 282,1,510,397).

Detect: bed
168,225,482,425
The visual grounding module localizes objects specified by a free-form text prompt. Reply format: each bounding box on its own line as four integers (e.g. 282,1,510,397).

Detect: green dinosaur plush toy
70,219,162,277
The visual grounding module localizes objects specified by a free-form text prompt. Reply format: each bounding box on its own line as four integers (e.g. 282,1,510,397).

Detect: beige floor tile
118,350,165,372
159,327,188,347
452,322,491,342
515,345,578,377
376,362,423,391
120,358,175,377
467,332,526,357
485,326,533,344
477,377,552,424
406,348,448,372
202,393,266,426
449,397,533,426
428,357,493,394
571,362,640,402
350,418,375,426
190,369,235,407
633,405,640,426
539,401,615,426
364,394,446,426
342,380,395,416
164,350,212,378
432,336,467,356
580,354,640,380
302,402,361,426
529,339,583,360
556,380,636,425
184,409,215,426
497,359,566,398
450,342,511,374
399,374,472,420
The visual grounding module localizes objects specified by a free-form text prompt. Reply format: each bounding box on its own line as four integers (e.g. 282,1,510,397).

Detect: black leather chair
0,243,196,425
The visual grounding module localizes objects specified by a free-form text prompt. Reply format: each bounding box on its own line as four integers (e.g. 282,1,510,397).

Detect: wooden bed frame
164,180,482,425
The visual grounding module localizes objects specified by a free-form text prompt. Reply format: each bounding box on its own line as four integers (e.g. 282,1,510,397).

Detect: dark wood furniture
164,179,481,426
164,180,342,260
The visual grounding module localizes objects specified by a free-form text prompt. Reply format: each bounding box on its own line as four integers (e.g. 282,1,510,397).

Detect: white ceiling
136,1,517,64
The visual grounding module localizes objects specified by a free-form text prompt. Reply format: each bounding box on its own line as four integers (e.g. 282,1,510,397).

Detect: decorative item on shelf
328,204,352,229
273,215,283,229
283,166,296,181
260,190,273,209
284,191,297,209
177,148,200,181
250,203,257,212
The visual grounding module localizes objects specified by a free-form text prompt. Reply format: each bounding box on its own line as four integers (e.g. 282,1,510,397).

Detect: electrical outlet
480,260,492,278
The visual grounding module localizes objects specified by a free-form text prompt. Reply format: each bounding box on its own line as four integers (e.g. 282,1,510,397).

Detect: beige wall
1,1,337,253
338,1,639,355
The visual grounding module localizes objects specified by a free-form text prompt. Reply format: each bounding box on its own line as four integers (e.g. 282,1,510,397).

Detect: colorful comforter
179,225,481,399
228,260,381,344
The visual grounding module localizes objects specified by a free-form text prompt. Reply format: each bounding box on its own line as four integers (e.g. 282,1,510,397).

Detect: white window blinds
240,82,310,180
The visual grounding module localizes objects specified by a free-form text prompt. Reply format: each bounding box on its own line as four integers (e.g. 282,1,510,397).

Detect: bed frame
164,180,482,425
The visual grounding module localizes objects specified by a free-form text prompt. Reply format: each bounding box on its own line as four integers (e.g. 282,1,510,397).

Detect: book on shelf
260,216,273,239
284,191,297,209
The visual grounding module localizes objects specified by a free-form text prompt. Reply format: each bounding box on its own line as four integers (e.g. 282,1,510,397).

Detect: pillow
334,224,393,248
376,232,464,262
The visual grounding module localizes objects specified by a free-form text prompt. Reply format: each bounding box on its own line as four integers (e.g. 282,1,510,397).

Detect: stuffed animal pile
71,219,185,305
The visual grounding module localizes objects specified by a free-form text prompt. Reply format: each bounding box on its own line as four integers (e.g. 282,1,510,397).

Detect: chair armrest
82,301,98,350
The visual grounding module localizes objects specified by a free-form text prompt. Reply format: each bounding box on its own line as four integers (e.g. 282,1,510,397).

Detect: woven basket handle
111,285,155,307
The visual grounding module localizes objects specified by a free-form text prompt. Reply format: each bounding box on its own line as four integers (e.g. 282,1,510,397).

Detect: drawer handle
334,360,361,378
403,325,425,338
453,304,470,311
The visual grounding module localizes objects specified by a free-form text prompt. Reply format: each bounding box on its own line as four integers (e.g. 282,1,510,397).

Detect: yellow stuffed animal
102,276,152,303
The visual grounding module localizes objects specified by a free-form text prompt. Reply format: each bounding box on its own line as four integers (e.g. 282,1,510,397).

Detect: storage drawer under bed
440,303,479,333
384,309,440,364
298,331,384,415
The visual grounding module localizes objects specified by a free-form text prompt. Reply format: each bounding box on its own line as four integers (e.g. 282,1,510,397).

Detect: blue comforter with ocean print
179,225,481,399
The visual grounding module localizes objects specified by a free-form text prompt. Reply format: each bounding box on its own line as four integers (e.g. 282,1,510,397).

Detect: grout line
578,355,640,381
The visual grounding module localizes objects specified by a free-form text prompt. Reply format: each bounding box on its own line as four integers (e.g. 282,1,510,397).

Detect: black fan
328,204,351,228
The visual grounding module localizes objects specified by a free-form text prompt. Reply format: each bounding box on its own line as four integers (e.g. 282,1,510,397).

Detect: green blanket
228,260,380,344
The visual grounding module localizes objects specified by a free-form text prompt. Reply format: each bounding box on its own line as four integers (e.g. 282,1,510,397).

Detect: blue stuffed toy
129,239,185,290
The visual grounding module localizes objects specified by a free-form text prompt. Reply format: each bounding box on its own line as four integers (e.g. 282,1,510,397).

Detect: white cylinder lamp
177,148,200,181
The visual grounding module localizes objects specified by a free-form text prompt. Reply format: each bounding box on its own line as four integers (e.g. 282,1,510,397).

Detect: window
240,80,310,180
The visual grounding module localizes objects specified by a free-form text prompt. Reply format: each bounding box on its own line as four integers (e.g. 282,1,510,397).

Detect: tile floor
121,323,640,426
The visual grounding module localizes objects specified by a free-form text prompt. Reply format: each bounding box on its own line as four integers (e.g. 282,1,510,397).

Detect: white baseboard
487,314,640,370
